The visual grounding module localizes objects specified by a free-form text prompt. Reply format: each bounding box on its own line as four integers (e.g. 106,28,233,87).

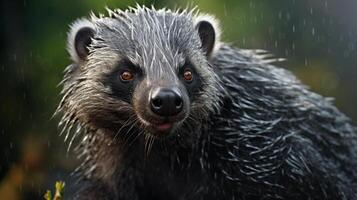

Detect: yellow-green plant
44,181,65,200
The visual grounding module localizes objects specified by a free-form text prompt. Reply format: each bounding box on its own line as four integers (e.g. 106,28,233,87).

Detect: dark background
0,0,356,199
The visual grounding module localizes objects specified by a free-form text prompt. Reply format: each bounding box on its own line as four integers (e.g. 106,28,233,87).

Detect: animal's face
58,7,222,139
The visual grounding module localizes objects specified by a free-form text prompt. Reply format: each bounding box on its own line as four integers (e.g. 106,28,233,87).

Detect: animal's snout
150,87,183,117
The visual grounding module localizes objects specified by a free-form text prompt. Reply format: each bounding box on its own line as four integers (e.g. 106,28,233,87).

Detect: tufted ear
67,19,95,63
194,15,221,58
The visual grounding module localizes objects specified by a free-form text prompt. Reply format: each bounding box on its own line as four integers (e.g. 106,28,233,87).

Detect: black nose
150,88,183,117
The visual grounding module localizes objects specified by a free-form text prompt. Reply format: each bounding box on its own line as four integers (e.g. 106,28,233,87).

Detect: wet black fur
73,45,357,200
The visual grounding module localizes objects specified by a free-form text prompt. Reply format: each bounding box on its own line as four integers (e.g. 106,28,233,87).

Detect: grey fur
57,5,357,200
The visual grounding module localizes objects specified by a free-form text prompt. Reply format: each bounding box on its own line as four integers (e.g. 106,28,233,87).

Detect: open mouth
155,122,173,132
136,114,176,135
146,121,176,135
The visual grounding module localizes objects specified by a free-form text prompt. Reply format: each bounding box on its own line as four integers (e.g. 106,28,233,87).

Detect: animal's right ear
67,19,95,63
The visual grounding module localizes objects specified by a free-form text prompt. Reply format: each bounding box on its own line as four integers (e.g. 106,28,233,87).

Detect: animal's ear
67,19,95,63
194,15,221,58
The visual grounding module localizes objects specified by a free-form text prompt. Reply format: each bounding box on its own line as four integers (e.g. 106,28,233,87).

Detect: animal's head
57,6,222,143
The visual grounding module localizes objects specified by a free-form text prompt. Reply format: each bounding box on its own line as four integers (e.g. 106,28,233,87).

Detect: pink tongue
157,123,172,131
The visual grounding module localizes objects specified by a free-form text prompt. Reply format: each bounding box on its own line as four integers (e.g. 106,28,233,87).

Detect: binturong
56,5,357,200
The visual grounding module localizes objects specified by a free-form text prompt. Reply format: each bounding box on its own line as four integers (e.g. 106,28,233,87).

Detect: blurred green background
0,0,356,199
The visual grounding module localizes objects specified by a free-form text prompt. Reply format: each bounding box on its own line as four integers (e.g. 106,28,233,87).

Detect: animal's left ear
194,15,221,58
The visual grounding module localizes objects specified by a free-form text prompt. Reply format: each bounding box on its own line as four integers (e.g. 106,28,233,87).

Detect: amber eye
120,70,134,82
183,69,193,82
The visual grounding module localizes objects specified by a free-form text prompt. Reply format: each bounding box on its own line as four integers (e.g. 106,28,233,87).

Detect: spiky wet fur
57,6,357,200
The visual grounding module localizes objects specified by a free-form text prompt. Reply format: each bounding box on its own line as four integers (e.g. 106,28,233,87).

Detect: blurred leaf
44,190,52,200
44,181,65,200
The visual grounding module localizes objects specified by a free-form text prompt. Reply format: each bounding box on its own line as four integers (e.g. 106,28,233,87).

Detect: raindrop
268,26,274,34
223,4,227,17
253,16,257,24
312,28,315,36
292,25,296,33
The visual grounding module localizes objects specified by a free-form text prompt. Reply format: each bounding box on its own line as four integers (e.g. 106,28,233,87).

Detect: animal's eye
120,70,134,82
183,69,193,82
